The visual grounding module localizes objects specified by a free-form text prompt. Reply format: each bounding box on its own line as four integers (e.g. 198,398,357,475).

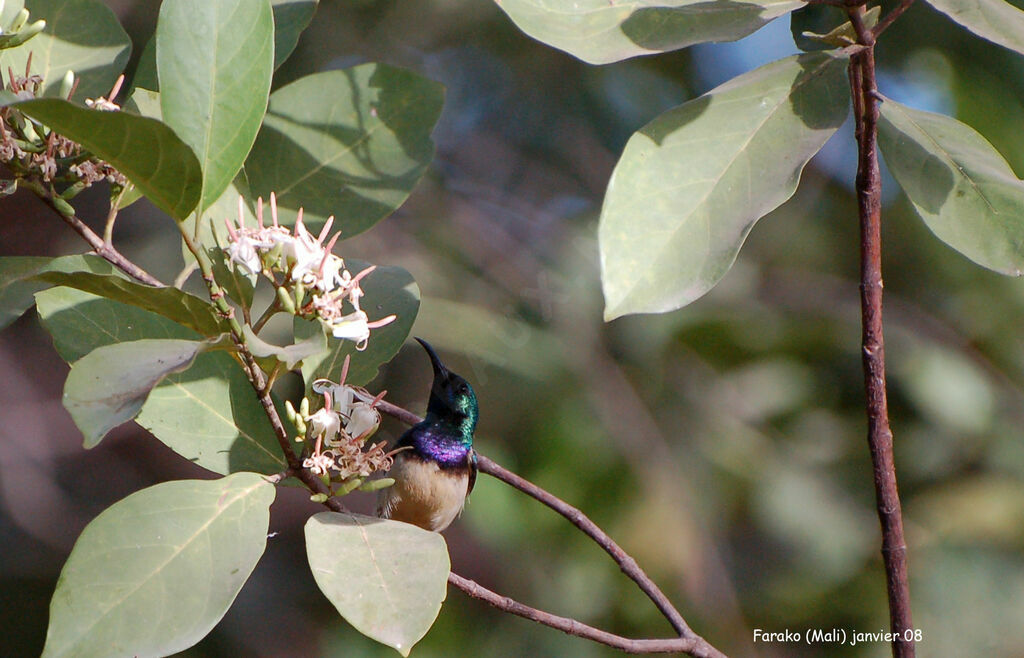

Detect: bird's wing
466,449,478,497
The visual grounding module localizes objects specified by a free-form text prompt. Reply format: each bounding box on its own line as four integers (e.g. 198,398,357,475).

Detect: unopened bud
338,477,364,495
358,478,394,493
10,8,29,33
276,285,296,314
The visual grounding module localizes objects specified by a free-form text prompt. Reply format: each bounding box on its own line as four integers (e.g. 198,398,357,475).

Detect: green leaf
600,53,849,319
35,288,290,474
136,349,292,475
0,254,113,329
244,324,324,370
495,0,804,65
296,262,419,388
132,35,158,92
63,338,214,447
878,98,1024,275
925,0,1024,57
125,86,161,120
112,86,160,210
791,4,880,51
35,286,200,361
244,64,443,235
43,473,275,658
271,0,318,69
157,0,274,213
209,245,255,309
305,512,449,656
7,98,202,219
33,270,226,337
4,0,130,102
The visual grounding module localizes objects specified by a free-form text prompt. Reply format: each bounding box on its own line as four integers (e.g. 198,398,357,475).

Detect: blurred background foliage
3,0,1024,656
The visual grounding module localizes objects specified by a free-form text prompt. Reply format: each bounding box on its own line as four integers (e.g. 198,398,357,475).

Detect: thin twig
376,398,421,426
475,454,692,638
251,296,282,334
35,188,162,286
447,573,726,657
173,261,199,289
873,0,915,38
848,6,915,657
103,185,128,244
376,400,726,656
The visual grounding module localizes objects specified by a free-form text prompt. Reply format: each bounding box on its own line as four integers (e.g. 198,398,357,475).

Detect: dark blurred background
4,1,1024,656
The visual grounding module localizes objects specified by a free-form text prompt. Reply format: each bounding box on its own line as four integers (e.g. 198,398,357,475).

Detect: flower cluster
286,368,398,488
224,194,396,350
0,65,127,188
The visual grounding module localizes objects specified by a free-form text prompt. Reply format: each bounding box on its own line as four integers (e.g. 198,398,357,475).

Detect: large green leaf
296,262,419,388
35,288,290,474
42,473,275,658
305,512,449,657
599,52,849,320
495,0,804,65
8,98,202,219
926,0,1024,57
63,338,213,448
136,349,291,476
35,286,200,362
34,271,226,337
244,64,443,235
271,0,318,69
131,0,315,96
878,98,1024,275
3,0,130,102
157,0,274,213
0,254,113,330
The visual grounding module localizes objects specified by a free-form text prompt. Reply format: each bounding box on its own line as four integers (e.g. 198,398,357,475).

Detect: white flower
312,379,354,409
346,402,381,441
308,407,342,444
318,254,348,293
84,97,121,111
282,222,325,286
226,235,265,275
327,310,371,348
84,74,124,111
303,452,335,476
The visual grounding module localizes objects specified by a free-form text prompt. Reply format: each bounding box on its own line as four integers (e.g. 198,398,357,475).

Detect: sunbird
377,338,478,531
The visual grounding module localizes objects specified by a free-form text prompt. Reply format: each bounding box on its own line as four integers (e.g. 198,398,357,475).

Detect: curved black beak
415,337,448,380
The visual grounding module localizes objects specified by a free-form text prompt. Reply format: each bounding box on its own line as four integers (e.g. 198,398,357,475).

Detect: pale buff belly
377,454,469,532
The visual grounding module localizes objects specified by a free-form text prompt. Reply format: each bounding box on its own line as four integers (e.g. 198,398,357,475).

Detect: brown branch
873,0,915,38
376,398,422,426
447,573,725,657
35,187,163,287
848,7,915,657
475,453,693,638
376,399,725,657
